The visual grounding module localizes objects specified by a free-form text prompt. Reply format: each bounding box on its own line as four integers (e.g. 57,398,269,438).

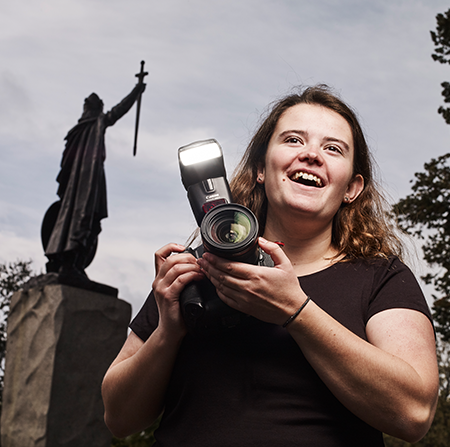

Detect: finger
214,279,243,306
198,259,252,309
154,243,186,275
156,252,200,283
156,262,204,292
199,252,252,280
257,237,290,268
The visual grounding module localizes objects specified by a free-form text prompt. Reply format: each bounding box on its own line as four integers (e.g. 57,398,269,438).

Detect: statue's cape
46,115,108,255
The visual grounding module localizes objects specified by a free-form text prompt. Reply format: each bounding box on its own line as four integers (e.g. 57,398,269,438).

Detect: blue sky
1,0,449,315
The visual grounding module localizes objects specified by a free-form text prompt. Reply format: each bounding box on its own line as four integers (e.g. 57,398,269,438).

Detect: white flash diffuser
178,139,227,190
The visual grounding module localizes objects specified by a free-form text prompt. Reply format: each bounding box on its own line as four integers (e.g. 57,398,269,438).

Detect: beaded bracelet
282,296,311,328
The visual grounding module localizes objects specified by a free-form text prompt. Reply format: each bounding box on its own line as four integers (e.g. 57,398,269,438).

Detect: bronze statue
42,65,147,282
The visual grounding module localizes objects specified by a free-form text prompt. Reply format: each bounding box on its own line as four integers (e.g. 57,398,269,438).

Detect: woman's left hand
197,237,308,325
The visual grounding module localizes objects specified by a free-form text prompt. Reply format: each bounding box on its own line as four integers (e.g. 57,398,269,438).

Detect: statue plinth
1,283,131,447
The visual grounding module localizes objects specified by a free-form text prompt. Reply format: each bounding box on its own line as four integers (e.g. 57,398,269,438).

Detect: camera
178,139,272,336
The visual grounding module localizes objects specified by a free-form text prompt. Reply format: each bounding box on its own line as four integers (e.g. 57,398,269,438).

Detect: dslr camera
178,139,273,336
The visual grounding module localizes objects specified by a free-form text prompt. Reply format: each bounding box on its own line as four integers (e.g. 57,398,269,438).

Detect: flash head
178,139,227,190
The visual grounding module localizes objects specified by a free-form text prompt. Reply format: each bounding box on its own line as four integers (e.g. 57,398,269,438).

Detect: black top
130,257,432,447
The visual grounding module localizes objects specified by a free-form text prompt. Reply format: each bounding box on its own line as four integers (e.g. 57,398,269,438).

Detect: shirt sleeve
129,290,160,342
366,257,433,325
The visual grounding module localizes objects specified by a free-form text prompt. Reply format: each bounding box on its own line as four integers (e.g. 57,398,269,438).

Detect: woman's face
259,103,364,227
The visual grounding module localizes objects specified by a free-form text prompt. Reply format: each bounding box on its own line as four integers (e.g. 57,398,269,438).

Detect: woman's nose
299,146,323,164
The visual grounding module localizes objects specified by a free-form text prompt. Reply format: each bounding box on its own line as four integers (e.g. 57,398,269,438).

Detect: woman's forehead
273,104,354,146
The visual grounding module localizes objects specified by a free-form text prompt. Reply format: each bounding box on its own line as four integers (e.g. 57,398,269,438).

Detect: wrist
282,296,311,328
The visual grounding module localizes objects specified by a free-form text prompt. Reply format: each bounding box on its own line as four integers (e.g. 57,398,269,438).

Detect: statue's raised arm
105,81,146,127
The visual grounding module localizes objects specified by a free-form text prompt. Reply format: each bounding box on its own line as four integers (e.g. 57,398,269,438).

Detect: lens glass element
212,211,251,245
201,203,259,264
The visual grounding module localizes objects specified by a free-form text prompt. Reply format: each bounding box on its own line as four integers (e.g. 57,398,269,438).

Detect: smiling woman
102,84,438,447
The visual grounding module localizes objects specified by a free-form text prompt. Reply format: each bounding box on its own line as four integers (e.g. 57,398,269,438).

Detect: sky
1,0,449,317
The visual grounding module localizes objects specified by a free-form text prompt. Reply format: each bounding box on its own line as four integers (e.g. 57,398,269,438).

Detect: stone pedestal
1,284,131,447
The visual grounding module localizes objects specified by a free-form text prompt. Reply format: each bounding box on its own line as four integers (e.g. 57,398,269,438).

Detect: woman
102,85,439,446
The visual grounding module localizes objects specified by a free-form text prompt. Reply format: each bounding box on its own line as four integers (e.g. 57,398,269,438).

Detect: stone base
1,284,132,447
24,272,119,297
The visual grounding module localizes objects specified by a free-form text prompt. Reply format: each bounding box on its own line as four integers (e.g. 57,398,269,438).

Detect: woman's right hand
152,243,205,337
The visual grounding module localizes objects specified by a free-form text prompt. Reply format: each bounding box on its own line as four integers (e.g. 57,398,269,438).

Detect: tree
431,8,450,124
0,261,34,401
392,153,450,339
0,260,34,417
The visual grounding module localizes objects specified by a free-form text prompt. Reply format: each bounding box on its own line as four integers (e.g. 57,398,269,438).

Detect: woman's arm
102,243,204,438
287,304,438,443
198,238,439,443
102,328,181,438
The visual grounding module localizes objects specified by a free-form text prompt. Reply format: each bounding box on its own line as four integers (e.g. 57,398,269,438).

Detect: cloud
1,0,450,310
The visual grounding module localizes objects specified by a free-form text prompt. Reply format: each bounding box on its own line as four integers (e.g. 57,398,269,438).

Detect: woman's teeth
290,171,323,187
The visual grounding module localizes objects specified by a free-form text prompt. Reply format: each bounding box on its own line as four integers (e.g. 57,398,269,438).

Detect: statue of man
43,81,146,278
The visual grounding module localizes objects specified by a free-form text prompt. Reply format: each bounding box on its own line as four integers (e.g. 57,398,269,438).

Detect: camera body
178,139,272,336
181,242,273,336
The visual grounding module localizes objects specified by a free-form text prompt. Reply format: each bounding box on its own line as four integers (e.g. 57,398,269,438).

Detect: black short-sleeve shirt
130,257,432,447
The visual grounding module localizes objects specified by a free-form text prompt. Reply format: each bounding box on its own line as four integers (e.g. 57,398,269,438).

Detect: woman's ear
257,166,265,184
344,174,364,203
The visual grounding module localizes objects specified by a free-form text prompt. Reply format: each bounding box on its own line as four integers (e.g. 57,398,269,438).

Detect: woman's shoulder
338,255,409,274
302,255,421,297
300,255,406,281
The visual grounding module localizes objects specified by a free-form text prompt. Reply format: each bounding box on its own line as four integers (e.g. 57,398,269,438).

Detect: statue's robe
45,84,143,259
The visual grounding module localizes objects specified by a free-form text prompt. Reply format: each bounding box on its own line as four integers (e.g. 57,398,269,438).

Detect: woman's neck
263,215,341,276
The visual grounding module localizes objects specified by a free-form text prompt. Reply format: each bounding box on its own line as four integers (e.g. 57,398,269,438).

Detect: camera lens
201,204,259,264
213,211,251,244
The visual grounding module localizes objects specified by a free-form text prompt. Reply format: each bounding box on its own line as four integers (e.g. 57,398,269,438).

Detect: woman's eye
286,136,301,144
327,145,342,154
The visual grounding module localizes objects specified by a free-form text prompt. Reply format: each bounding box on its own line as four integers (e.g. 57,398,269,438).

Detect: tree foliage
431,8,450,124
392,153,450,339
0,262,34,384
0,260,34,418
111,418,160,447
431,8,450,65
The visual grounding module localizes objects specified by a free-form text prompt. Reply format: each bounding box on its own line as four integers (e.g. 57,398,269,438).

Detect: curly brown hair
230,85,403,260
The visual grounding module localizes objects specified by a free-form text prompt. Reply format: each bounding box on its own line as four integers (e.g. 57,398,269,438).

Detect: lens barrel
201,203,259,265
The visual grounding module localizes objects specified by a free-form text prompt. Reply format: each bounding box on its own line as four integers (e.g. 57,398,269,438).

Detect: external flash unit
177,138,272,336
